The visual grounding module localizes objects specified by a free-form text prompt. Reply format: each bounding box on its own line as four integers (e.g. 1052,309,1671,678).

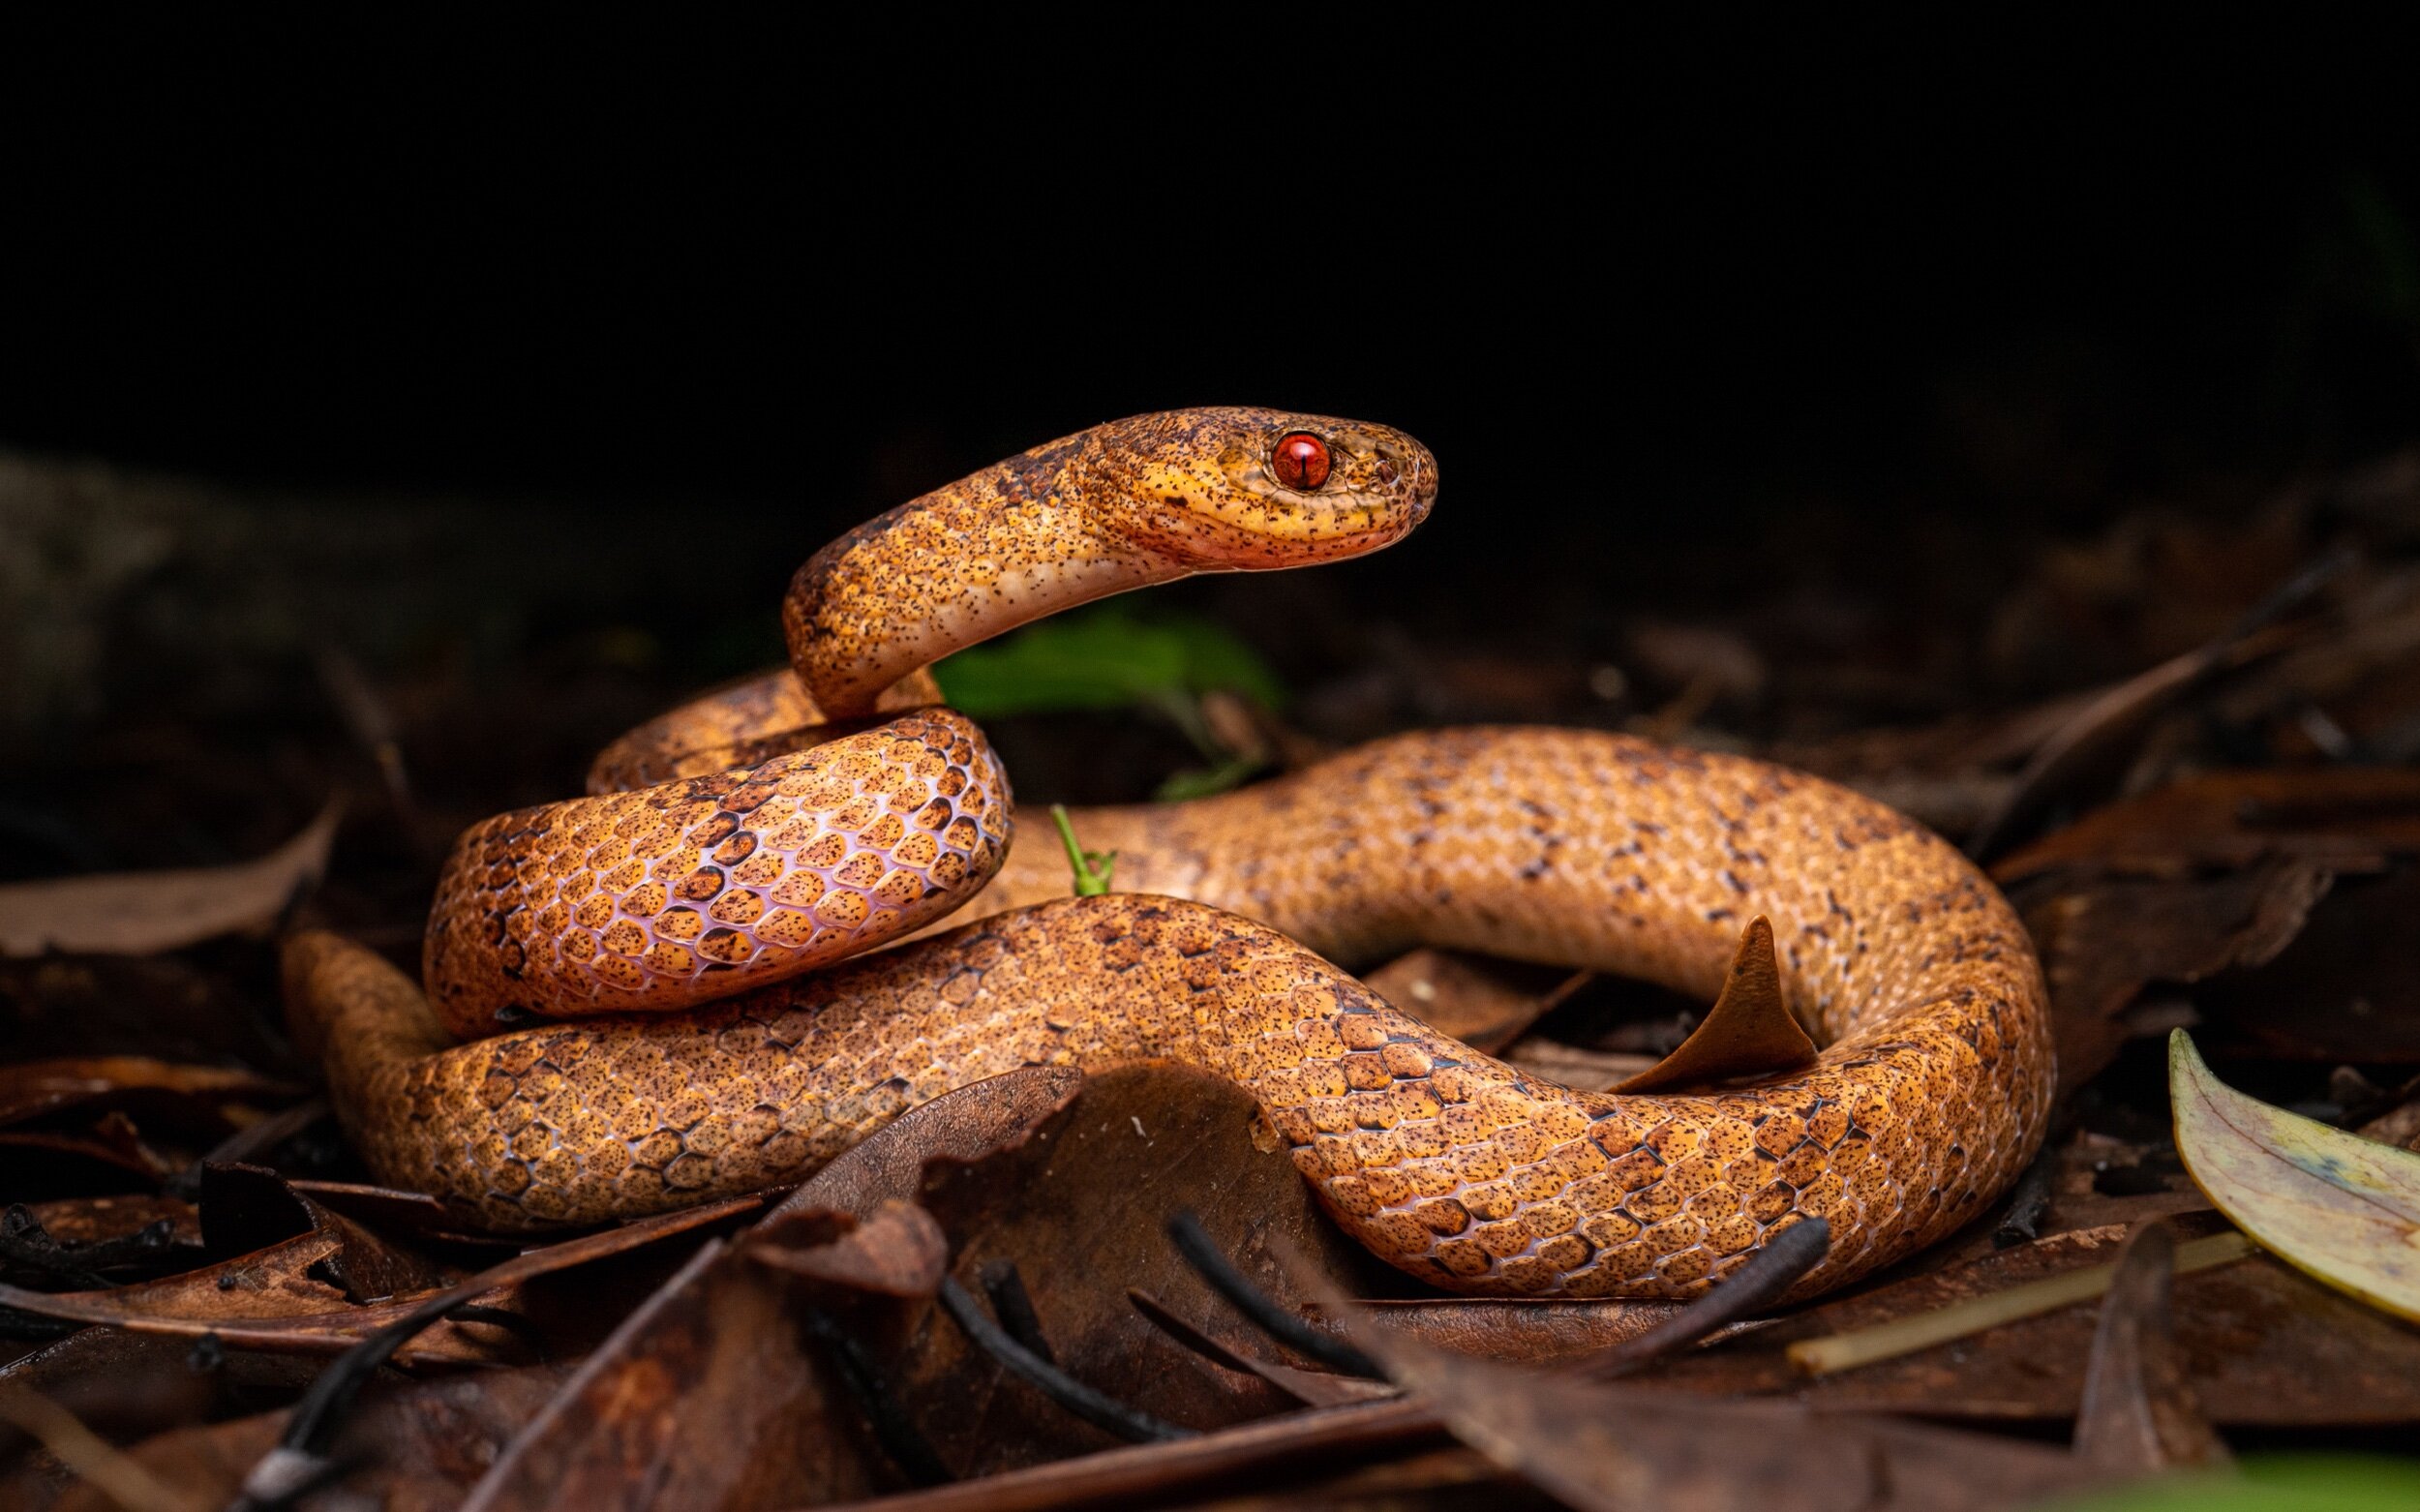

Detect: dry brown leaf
2017,857,2338,1095
1359,948,1589,1055
771,1066,1083,1223
0,1056,294,1129
0,799,342,957
1992,767,2420,885
1612,916,1817,1092
1638,1210,2420,1424
887,1066,1391,1475
0,1194,758,1363
1309,1260,2095,1511
2072,1222,2230,1474
50,1364,569,1512
462,1239,892,1512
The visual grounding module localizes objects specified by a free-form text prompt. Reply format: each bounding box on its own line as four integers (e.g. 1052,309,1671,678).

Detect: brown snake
286,408,2052,1300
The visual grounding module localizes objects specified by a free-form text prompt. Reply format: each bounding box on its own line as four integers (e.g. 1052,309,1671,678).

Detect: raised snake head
1079,406,1437,570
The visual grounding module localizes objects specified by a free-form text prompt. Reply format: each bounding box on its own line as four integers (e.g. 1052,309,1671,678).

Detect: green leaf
929,607,1283,719
2038,1453,2420,1511
2169,1029,2420,1323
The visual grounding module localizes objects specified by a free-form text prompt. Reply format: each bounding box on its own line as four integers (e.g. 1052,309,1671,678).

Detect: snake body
288,408,2051,1300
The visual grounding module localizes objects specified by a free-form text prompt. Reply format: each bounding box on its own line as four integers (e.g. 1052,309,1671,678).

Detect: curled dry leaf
1611,915,1817,1092
0,799,341,957
771,1066,1084,1222
1992,767,2420,886
198,1162,456,1303
2170,1029,2420,1322
2016,858,2339,1096
891,1065,1392,1476
2072,1223,2230,1475
461,1074,1086,1512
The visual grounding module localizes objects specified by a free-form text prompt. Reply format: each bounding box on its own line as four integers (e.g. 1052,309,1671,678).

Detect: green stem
1050,804,1115,897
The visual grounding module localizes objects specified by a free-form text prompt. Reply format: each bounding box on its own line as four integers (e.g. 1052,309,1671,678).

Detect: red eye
1271,432,1331,491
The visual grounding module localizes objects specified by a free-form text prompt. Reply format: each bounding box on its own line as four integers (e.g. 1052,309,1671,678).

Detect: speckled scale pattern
422,710,1011,1037
316,723,2048,1299
782,407,1436,718
292,406,2054,1300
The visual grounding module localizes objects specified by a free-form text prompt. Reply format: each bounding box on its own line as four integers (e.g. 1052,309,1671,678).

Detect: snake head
1089,407,1437,569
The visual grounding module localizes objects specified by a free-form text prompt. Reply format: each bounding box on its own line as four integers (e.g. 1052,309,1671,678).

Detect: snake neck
782,435,1180,716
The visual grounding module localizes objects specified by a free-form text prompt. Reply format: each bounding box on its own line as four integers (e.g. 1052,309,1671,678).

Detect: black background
7,21,2419,623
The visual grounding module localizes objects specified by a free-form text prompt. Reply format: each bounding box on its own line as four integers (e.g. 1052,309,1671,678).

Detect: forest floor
5,441,2420,1511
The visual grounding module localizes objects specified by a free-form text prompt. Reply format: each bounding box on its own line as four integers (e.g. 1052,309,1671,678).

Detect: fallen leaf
198,1162,455,1303
1495,1039,1658,1090
2016,858,2339,1095
750,1199,949,1299
771,1066,1084,1223
1965,550,2344,862
1611,916,1817,1092
0,1056,294,1132
0,800,342,957
817,1397,1444,1512
2072,1223,2230,1475
887,1066,1394,1475
1359,949,1590,1055
1637,1211,2420,1424
0,1194,758,1363
1306,1257,2096,1511
1992,768,2420,886
2170,1029,2420,1322
461,1237,896,1512
2194,866,2420,1062
50,1363,569,1512
18,1194,199,1249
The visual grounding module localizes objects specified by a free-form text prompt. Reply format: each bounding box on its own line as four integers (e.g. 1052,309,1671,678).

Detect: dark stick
802,1306,953,1487
937,1277,1189,1444
1165,1212,1382,1379
1570,1216,1830,1379
978,1259,1057,1365
1992,1143,2059,1248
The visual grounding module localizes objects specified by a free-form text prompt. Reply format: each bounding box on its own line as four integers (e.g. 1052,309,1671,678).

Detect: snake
285,407,2052,1300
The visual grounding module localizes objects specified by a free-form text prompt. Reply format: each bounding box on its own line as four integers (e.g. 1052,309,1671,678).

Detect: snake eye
1270,432,1331,492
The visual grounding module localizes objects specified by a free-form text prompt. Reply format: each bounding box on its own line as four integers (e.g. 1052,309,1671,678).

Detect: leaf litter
12,447,2420,1506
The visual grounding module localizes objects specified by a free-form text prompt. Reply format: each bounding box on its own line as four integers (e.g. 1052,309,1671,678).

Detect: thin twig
1991,1143,2059,1248
937,1277,1187,1443
1788,1229,2254,1376
0,1382,203,1512
978,1259,1057,1365
1572,1216,1830,1379
1165,1212,1382,1379
802,1306,953,1487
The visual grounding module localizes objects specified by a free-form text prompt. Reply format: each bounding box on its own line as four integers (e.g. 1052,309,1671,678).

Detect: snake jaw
1095,408,1437,571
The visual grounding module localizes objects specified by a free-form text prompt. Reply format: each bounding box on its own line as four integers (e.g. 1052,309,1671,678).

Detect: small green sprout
1050,804,1116,896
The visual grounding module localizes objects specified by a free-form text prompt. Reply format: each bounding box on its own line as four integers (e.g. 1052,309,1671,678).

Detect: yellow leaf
2169,1028,2420,1323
